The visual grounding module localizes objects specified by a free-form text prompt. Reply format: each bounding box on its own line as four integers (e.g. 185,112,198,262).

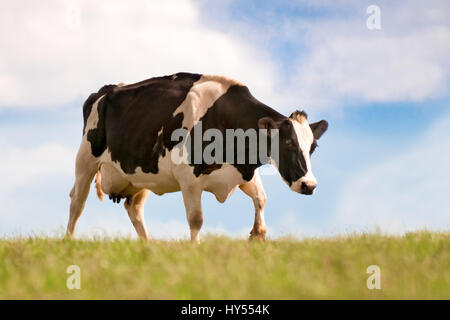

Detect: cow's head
258,110,328,195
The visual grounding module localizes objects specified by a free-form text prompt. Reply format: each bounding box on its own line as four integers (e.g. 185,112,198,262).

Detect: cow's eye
285,139,296,150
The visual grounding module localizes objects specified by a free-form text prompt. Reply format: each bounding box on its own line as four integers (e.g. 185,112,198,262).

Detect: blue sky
0,0,449,239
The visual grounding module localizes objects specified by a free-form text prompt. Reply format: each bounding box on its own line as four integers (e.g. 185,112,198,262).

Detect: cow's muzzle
290,177,317,195
300,181,317,195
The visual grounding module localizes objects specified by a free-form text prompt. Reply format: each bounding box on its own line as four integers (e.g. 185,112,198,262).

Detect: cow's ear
258,117,278,134
310,120,328,140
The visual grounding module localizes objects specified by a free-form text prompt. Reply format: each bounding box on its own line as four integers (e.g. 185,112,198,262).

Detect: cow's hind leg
124,189,151,240
181,184,203,243
66,143,99,238
239,170,267,241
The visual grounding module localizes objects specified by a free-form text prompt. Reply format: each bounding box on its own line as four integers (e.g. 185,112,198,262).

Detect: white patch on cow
200,164,246,203
84,95,104,132
99,162,130,195
289,119,317,193
97,147,180,196
173,75,244,130
132,152,181,195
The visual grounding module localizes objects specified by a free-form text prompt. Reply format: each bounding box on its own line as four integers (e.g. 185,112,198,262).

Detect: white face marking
289,119,317,192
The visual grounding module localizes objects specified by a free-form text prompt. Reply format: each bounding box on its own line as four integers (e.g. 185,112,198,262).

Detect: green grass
0,231,449,299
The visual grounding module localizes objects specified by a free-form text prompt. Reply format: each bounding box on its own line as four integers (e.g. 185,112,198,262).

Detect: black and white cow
67,73,328,242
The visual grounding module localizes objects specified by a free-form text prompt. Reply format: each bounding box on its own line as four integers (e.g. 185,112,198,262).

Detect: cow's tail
95,170,103,202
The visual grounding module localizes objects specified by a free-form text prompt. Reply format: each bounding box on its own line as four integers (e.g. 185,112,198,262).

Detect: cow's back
85,73,202,175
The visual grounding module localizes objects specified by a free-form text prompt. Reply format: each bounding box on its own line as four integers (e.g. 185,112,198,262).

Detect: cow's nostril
301,182,308,191
301,181,316,194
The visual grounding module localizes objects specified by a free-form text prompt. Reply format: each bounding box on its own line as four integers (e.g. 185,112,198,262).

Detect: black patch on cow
193,163,223,176
149,127,166,173
163,112,185,151
184,85,285,181
310,120,329,140
82,84,117,135
85,72,202,174
308,121,328,156
310,140,318,155
86,97,108,157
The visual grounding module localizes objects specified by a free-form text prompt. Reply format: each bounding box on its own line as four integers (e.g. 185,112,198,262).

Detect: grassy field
0,231,448,299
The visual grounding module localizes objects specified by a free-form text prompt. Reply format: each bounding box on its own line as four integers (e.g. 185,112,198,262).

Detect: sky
0,0,449,239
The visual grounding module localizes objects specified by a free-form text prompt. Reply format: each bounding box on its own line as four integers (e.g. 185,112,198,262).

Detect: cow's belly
99,163,141,197
127,167,181,195
121,153,181,195
99,150,246,201
200,164,246,203
99,150,180,196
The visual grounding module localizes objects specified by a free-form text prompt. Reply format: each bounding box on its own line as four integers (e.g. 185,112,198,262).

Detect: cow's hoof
63,233,74,241
249,230,266,242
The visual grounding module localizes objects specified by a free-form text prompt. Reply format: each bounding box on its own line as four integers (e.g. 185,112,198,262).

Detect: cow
67,73,328,242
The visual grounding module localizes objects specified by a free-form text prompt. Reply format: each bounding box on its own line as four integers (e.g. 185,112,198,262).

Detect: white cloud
1,1,449,110
283,0,450,108
0,143,76,189
334,113,450,234
0,0,275,107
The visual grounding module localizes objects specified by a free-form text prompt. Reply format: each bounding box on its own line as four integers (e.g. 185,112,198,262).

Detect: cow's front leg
239,170,267,241
124,189,151,240
181,184,203,243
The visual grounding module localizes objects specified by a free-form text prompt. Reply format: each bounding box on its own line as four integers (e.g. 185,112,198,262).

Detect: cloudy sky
1,0,449,239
